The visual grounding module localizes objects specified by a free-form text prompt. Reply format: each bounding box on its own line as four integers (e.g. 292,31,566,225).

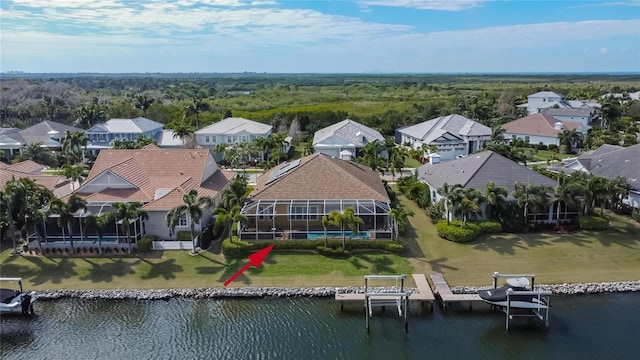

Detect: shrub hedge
578,215,609,230
137,235,155,253
316,246,351,257
477,221,502,234
176,231,192,241
221,238,405,257
436,220,482,243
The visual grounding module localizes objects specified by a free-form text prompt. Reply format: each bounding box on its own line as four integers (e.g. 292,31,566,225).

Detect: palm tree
60,163,87,191
133,93,155,117
48,195,87,254
303,142,314,156
17,142,54,166
557,129,581,154
75,104,106,129
389,206,415,240
215,205,246,243
456,197,480,227
437,183,463,225
321,215,330,247
113,202,148,254
390,147,407,180
252,137,270,162
25,209,48,254
112,138,137,149
184,97,210,129
1,178,26,255
484,182,508,221
358,141,386,174
491,126,506,144
61,131,88,164
165,189,213,253
513,183,551,224
83,213,113,255
327,207,363,250
171,122,196,148
588,176,610,216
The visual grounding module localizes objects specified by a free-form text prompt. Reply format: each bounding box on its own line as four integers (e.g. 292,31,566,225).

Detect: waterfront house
312,119,385,158
36,146,235,249
501,113,584,147
396,114,491,162
239,153,393,240
417,151,559,222
552,144,640,209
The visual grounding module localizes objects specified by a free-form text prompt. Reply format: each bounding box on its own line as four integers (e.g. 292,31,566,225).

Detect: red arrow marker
223,244,274,286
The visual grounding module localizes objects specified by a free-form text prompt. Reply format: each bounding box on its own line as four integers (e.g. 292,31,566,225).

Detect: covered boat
479,277,548,309
0,278,37,315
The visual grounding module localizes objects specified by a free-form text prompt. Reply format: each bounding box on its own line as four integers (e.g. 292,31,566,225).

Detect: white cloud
600,47,609,54
358,0,484,11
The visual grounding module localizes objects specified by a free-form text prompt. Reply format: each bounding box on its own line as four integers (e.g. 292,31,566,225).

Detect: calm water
1,293,639,360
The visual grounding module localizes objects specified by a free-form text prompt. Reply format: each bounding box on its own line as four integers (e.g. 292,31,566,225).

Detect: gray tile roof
18,120,84,146
313,119,385,146
542,108,595,117
195,117,272,136
576,144,640,191
529,91,563,98
397,114,490,143
417,151,557,193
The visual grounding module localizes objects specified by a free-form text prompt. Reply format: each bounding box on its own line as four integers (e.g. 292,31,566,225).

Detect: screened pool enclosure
239,199,394,240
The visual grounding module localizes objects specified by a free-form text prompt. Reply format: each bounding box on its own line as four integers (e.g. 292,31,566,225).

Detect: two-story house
85,117,165,153
195,117,273,162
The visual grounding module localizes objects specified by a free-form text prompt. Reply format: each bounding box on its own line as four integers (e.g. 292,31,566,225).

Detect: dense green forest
2,73,639,142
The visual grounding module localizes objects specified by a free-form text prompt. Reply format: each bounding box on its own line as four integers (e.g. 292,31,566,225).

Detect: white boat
0,277,37,315
478,277,549,309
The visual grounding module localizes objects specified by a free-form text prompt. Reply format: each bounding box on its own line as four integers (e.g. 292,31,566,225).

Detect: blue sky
1,0,639,73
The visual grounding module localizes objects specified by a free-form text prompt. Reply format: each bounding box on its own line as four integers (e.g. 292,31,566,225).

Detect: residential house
36,146,235,249
312,119,385,158
239,153,394,240
85,117,164,152
417,150,558,222
541,107,596,128
396,114,491,162
602,91,640,101
518,91,601,115
501,113,584,147
195,117,274,162
0,121,84,162
0,160,72,198
553,144,640,209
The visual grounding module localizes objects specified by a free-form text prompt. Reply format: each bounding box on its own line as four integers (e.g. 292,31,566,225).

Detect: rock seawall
36,281,640,301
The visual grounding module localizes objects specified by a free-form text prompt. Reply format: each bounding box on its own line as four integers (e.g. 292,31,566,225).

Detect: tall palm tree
437,183,463,225
557,129,581,154
456,197,480,227
327,207,363,250
184,97,210,129
491,126,507,144
215,205,246,243
165,189,213,253
61,131,88,164
389,206,415,240
358,141,386,174
588,176,610,216
321,215,330,247
113,202,148,254
303,142,314,156
1,178,26,255
48,195,87,254
484,182,508,221
133,93,155,118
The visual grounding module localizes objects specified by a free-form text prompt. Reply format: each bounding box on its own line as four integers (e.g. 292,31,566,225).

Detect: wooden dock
335,273,435,309
429,272,482,310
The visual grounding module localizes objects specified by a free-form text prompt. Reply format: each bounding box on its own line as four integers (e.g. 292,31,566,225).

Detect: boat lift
363,275,411,333
492,272,552,330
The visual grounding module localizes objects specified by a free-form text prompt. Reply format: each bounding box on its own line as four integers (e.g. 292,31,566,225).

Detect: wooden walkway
335,274,435,309
429,272,483,310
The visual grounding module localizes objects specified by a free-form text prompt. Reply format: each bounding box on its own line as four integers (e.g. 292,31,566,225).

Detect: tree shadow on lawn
588,220,640,248
473,232,558,255
79,258,140,283
140,259,183,280
216,258,251,286
399,222,426,259
20,256,78,286
196,252,227,266
348,257,367,271
424,257,458,273
354,254,396,274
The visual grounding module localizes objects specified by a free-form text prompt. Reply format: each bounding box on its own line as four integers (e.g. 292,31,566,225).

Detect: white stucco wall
505,132,559,146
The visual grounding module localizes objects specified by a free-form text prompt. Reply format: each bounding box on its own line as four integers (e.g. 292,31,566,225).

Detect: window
525,136,530,142
242,135,248,142
227,136,232,144
232,136,238,143
258,206,274,220
205,136,210,143
288,206,318,221
178,214,188,227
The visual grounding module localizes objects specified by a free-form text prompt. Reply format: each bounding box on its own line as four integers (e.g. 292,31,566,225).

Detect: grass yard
398,194,640,286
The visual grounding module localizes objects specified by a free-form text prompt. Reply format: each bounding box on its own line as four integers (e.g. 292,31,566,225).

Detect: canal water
1,293,639,360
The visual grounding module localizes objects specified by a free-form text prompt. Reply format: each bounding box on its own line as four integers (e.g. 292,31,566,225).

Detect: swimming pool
306,231,371,239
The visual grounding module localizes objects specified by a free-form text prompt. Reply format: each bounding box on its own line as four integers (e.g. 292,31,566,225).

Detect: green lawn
531,149,576,162
3,194,638,290
398,194,640,286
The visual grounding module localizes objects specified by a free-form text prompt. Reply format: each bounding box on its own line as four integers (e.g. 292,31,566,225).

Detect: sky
1,0,639,73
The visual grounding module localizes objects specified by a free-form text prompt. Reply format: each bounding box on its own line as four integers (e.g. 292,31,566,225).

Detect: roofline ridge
322,155,389,199
248,154,320,198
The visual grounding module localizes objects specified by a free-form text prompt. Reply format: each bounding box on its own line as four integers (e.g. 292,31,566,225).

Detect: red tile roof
0,161,70,197
502,113,581,137
76,148,233,210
